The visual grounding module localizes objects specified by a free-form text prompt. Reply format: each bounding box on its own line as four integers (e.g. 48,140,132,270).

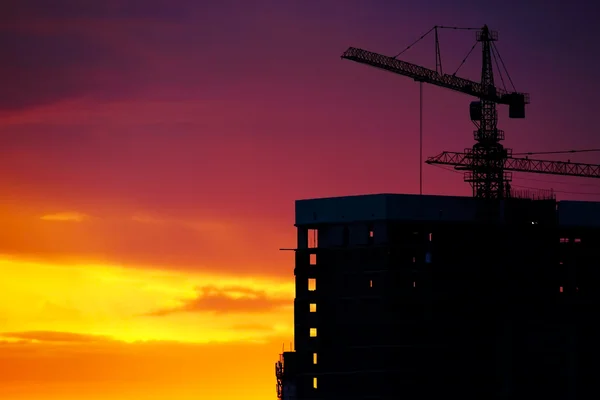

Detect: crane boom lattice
341,47,529,107
427,151,600,179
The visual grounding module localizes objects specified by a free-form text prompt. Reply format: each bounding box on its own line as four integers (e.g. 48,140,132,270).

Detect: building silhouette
276,193,598,400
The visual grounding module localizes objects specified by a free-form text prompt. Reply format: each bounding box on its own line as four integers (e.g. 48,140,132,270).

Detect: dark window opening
342,226,349,247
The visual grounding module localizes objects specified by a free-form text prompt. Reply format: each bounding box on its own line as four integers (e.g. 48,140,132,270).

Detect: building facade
276,193,600,400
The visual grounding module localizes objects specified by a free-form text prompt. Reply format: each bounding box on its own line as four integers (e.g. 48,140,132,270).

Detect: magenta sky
1,0,600,275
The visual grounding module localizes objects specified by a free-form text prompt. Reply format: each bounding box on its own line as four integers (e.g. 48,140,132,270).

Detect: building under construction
275,25,600,399
276,193,600,399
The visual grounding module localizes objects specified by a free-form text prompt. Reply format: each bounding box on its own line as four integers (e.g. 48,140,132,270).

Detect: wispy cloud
145,285,292,316
40,211,89,222
0,331,116,344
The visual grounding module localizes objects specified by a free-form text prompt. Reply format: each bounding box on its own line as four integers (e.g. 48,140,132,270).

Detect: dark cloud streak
0,1,209,111
0,331,116,343
146,285,291,316
0,29,139,111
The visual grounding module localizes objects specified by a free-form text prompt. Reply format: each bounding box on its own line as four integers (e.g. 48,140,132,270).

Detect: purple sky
1,0,599,275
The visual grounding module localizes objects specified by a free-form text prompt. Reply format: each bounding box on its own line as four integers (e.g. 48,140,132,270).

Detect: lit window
313,353,317,364
310,303,317,312
310,328,317,337
313,377,318,389
310,254,317,265
308,229,318,248
308,278,316,291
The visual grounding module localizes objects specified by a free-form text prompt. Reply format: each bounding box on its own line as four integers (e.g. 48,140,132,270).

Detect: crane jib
341,47,529,109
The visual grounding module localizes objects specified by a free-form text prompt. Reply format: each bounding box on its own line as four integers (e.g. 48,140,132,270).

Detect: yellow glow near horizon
0,255,294,344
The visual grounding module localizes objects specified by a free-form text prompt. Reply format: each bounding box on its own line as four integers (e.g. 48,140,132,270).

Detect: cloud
0,1,268,112
0,28,140,111
40,211,89,222
146,285,291,316
0,2,186,112
0,331,116,344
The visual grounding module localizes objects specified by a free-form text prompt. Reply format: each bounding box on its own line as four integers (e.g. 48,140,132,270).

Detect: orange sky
3,1,600,399
0,95,300,399
0,251,294,399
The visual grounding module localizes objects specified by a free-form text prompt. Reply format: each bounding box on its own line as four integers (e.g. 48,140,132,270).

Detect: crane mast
469,26,509,199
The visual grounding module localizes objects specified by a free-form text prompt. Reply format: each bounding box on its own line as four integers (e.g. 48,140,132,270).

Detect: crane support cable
491,41,516,92
453,41,478,76
394,25,481,59
393,27,436,58
490,46,507,91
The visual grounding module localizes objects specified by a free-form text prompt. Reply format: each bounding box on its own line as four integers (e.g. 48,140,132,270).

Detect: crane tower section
469,25,508,200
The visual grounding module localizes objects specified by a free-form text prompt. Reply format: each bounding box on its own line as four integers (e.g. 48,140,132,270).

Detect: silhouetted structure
276,193,599,400
342,26,600,199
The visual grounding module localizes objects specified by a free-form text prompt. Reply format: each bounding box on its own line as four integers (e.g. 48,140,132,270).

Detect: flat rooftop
295,193,600,228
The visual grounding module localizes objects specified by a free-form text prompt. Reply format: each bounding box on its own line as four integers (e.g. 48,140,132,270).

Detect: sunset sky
1,1,600,399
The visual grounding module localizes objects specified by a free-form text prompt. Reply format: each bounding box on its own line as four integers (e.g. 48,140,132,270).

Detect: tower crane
341,25,600,200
